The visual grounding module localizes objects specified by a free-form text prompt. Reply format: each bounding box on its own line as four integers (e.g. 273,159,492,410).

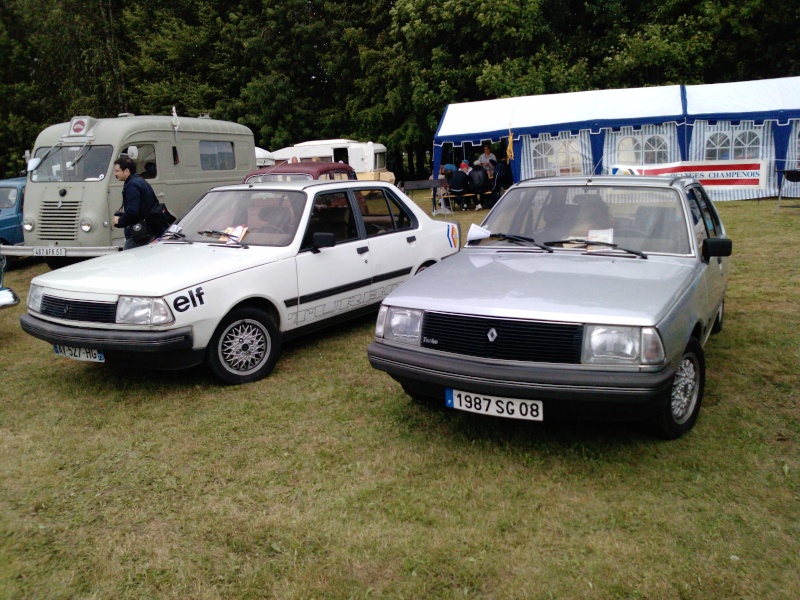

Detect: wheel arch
227,296,282,329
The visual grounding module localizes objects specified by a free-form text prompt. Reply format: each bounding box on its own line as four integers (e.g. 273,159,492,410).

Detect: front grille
41,295,117,323
38,198,81,241
421,312,583,364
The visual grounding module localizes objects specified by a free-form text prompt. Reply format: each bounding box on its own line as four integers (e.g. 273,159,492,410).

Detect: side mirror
311,232,336,253
26,157,41,172
702,237,732,260
123,146,139,160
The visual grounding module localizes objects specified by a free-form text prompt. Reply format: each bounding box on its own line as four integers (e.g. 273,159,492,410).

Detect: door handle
406,235,417,243
357,246,369,254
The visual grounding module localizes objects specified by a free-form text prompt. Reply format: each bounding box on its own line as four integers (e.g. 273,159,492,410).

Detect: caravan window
200,141,235,171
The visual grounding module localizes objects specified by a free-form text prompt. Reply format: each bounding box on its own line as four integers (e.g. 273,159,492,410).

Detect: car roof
0,177,26,186
215,179,395,193
516,175,695,189
245,161,355,180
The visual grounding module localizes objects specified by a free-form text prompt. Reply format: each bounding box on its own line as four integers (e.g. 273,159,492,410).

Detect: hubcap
671,353,699,424
219,319,269,375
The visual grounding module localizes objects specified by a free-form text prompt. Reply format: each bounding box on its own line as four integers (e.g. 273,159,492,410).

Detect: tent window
532,142,556,177
556,140,583,175
644,136,668,164
617,136,641,164
705,133,731,161
733,131,760,159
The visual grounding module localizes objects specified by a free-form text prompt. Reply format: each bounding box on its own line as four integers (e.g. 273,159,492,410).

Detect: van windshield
31,145,113,183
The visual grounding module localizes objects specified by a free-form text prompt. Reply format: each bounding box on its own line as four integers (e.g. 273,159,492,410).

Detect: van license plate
34,247,66,257
54,345,105,363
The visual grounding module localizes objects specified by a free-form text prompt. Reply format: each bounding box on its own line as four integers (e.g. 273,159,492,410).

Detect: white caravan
272,139,394,183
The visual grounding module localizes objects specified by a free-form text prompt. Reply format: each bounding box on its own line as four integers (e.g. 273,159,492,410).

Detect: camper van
271,139,395,183
0,113,255,268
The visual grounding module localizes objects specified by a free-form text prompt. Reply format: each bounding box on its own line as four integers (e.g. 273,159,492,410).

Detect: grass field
1,196,798,599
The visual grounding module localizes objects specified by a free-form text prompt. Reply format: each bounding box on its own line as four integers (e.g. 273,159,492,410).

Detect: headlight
80,218,93,232
22,218,35,232
377,306,423,346
582,325,664,365
116,296,174,325
27,284,44,312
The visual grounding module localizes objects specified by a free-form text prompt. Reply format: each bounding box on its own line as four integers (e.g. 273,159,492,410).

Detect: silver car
368,176,732,439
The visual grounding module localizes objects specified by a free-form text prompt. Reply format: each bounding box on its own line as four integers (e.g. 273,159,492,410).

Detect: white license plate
54,345,105,363
446,388,543,421
34,247,66,257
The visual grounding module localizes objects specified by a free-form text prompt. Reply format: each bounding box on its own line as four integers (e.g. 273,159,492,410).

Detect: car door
293,190,373,328
350,186,419,300
687,187,728,331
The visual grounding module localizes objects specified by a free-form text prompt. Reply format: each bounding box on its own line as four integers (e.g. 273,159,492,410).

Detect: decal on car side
172,286,206,313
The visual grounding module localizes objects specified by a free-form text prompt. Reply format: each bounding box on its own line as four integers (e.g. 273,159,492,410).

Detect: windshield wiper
69,140,91,168
488,233,553,252
159,230,192,243
545,238,647,259
197,230,248,248
31,144,61,172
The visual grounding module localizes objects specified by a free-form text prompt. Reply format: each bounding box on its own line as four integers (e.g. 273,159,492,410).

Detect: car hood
31,242,287,296
387,249,697,326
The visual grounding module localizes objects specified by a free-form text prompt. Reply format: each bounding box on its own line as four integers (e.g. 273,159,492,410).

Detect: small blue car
0,177,26,271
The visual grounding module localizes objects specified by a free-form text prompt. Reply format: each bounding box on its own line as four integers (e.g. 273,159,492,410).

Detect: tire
205,307,281,384
415,261,435,275
0,252,6,272
655,337,705,439
711,299,724,334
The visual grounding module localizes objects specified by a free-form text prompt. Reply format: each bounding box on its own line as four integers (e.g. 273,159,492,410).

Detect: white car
21,180,460,383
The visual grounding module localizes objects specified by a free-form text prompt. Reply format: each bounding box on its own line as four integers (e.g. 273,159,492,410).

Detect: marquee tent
433,75,800,200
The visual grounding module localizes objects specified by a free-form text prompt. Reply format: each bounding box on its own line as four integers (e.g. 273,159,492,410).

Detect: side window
302,191,358,248
200,141,235,170
122,144,157,180
693,186,721,238
686,190,708,250
353,188,414,236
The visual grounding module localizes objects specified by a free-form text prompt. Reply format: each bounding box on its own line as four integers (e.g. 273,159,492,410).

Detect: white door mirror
124,146,139,160
26,157,41,172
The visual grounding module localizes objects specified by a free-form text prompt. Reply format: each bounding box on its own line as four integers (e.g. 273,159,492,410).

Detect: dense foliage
1,0,798,179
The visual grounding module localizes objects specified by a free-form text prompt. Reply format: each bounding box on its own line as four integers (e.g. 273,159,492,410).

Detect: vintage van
271,139,395,183
0,113,255,268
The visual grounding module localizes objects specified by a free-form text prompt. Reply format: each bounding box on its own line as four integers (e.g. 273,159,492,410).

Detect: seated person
469,163,490,209
448,162,472,210
142,161,157,179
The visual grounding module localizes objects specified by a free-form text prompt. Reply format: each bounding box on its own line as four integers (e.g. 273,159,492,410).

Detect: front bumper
368,341,676,421
1,244,122,258
20,313,203,370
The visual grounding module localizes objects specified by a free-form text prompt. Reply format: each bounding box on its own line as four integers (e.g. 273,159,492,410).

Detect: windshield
481,185,692,255
31,145,113,182
172,189,307,247
0,187,20,209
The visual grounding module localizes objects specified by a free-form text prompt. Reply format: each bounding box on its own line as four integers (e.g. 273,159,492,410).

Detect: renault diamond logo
487,328,498,342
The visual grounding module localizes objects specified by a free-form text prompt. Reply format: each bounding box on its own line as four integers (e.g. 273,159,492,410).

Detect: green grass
1,196,798,599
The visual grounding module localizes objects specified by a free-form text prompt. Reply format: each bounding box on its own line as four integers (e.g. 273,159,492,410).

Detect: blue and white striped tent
433,76,800,200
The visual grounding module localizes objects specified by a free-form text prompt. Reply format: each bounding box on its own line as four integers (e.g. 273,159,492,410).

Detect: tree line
1,0,798,180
